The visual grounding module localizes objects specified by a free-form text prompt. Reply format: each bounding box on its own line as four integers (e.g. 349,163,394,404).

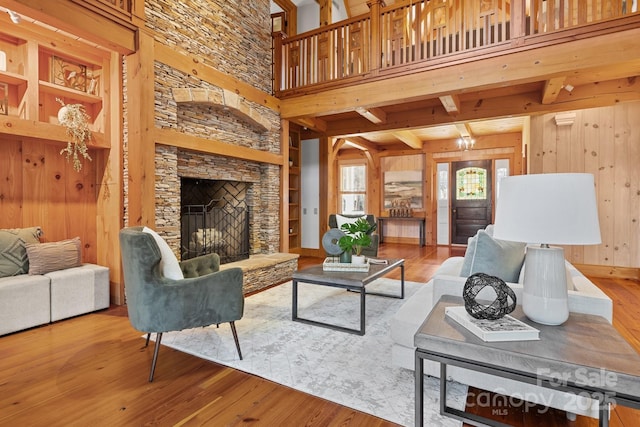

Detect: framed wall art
51,55,87,92
383,170,423,210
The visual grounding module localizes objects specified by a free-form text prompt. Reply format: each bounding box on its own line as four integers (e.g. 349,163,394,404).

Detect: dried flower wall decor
57,98,92,172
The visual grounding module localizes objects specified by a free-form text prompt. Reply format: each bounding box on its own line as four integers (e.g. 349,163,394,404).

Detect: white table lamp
493,173,601,325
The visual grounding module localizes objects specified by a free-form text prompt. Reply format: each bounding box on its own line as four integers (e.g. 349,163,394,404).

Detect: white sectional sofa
391,248,613,419
0,228,110,336
0,263,110,336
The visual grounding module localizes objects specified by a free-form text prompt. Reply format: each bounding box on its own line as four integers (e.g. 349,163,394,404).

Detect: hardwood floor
0,243,638,426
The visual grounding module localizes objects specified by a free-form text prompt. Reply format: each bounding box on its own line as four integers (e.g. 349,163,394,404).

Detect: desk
378,216,426,247
414,295,640,427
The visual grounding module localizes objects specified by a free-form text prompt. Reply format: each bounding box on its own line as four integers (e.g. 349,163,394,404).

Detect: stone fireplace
147,55,298,294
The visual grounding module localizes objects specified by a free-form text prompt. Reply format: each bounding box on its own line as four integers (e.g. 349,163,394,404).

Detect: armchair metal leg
145,333,151,347
229,321,242,360
149,332,163,382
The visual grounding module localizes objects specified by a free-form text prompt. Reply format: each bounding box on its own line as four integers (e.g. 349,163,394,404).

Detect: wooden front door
451,160,492,244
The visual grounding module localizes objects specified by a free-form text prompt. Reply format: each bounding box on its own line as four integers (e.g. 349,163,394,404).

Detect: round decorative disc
322,228,345,255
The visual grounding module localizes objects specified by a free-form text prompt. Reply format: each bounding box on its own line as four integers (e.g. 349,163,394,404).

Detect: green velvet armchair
119,226,244,382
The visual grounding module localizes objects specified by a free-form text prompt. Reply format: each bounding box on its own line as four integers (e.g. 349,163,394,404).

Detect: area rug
158,278,467,426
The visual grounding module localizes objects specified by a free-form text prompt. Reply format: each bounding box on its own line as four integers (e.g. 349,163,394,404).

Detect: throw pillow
336,214,368,230
460,230,526,283
142,226,184,280
0,227,43,277
26,237,82,275
460,232,479,277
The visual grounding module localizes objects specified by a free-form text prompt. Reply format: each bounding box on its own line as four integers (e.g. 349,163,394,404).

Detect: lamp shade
493,173,601,245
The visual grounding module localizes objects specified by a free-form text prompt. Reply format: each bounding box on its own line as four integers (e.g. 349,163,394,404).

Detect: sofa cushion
26,237,82,275
0,227,43,277
142,226,184,280
460,230,525,283
0,274,51,336
47,264,110,321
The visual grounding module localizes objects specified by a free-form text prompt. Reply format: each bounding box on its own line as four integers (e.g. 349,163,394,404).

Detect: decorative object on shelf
389,198,413,217
338,217,376,263
51,56,87,92
462,273,516,320
56,98,92,172
0,82,7,115
493,173,601,325
322,228,345,256
86,68,100,95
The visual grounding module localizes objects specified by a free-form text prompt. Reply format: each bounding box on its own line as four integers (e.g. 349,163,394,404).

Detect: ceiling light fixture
7,10,21,24
457,136,475,151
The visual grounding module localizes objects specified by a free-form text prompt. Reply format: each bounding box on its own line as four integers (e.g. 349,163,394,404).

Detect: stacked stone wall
141,0,281,257
145,0,272,93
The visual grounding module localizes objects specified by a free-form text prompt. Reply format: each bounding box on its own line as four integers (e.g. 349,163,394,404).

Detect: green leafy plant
57,98,92,172
338,217,377,256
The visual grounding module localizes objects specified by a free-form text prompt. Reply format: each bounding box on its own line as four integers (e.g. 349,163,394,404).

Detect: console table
377,216,426,246
415,295,640,427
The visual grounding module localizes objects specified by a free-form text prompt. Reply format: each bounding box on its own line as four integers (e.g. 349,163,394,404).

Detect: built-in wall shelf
0,115,108,149
0,30,107,146
0,70,27,86
288,126,301,252
39,81,103,105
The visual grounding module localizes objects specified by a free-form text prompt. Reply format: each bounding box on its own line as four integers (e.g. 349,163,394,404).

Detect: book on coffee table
445,306,540,342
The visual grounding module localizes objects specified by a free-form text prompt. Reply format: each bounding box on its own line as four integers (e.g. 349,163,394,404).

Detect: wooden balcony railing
275,0,638,95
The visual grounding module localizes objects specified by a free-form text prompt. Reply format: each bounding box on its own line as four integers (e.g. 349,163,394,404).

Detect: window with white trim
339,161,366,214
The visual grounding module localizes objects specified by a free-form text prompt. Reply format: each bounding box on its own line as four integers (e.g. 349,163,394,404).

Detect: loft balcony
273,0,640,97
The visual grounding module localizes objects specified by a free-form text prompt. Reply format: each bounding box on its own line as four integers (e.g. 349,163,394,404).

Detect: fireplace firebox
181,178,250,264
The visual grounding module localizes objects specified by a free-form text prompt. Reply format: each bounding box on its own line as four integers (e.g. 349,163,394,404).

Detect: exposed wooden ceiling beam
355,106,387,124
343,136,379,151
439,94,461,115
322,77,640,137
332,137,348,155
392,130,423,149
454,123,472,138
296,117,327,132
541,76,567,104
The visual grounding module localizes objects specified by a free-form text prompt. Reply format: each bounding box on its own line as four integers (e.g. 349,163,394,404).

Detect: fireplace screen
180,178,250,264
181,200,250,263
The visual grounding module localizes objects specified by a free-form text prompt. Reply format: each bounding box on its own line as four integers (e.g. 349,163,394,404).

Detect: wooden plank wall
529,101,640,270
0,137,98,264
